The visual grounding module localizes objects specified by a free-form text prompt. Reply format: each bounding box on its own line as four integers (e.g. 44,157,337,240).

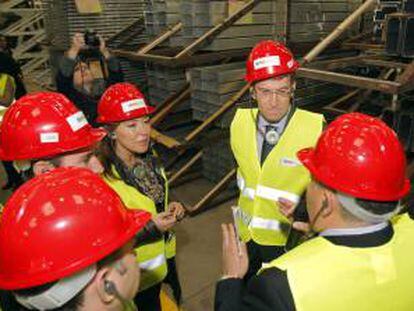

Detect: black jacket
215,224,394,311
56,56,123,127
0,51,27,99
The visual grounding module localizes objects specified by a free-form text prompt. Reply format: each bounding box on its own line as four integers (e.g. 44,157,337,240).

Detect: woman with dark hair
96,82,184,311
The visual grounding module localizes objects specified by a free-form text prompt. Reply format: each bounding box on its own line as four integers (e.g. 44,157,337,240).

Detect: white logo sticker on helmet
253,56,281,70
66,111,88,132
287,59,294,68
121,99,146,113
40,132,59,143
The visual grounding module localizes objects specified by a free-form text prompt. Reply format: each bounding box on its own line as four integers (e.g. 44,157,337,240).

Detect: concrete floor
171,179,234,311
0,164,233,311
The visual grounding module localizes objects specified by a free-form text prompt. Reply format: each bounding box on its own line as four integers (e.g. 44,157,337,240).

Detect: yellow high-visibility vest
0,74,15,98
230,108,323,245
103,165,176,291
393,212,414,236
261,227,414,311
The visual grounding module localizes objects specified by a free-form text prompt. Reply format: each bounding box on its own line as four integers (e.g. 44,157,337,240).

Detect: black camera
84,30,100,48
79,30,101,60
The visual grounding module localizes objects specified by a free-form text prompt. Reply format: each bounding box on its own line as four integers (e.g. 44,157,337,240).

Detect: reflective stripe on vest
139,254,166,271
237,174,300,204
237,174,256,200
235,205,281,232
256,185,300,204
250,217,281,231
231,108,324,246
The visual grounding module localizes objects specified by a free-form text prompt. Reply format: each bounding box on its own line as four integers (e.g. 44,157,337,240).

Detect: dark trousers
244,240,285,281
164,257,182,305
134,283,162,311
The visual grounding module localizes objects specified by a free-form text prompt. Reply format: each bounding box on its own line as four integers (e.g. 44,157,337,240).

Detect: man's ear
95,268,116,304
250,86,256,100
320,189,335,218
32,161,55,176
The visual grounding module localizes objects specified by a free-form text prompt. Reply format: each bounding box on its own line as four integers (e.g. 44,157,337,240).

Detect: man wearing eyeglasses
230,40,324,279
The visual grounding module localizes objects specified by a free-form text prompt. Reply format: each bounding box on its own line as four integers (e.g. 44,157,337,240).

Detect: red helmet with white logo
298,113,410,201
245,40,300,83
97,82,155,124
0,167,151,290
0,92,106,161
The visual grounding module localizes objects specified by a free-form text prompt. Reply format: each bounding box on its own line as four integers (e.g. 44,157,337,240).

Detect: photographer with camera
56,32,124,127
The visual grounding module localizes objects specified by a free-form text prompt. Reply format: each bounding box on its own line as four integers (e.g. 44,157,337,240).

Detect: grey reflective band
321,221,389,237
15,265,96,310
336,192,401,224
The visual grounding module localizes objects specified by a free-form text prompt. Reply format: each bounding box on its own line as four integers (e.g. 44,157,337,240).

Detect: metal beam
138,22,183,55
151,85,191,126
150,128,181,149
112,48,250,67
397,60,414,93
175,0,262,59
342,42,385,51
361,59,408,70
189,168,237,213
185,84,250,143
307,55,372,70
296,68,401,94
323,89,361,114
169,151,203,185
302,0,376,64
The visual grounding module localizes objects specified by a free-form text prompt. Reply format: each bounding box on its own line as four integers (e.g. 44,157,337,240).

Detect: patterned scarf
112,149,165,211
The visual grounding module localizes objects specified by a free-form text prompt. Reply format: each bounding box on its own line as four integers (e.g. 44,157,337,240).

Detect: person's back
261,224,414,310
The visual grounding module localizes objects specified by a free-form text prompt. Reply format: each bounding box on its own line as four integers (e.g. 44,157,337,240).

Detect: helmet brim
297,147,316,175
0,128,107,161
0,209,151,290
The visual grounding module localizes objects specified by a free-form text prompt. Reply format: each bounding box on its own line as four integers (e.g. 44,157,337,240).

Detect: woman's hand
152,211,176,232
168,201,186,222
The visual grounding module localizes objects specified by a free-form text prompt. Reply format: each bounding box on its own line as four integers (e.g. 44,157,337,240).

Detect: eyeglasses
255,87,293,99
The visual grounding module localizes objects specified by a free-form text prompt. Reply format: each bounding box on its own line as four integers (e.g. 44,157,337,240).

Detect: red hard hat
0,167,151,290
97,82,155,124
0,92,106,161
298,113,410,201
245,40,300,83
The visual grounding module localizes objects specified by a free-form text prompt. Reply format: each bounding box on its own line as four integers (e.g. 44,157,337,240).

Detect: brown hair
96,124,119,180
